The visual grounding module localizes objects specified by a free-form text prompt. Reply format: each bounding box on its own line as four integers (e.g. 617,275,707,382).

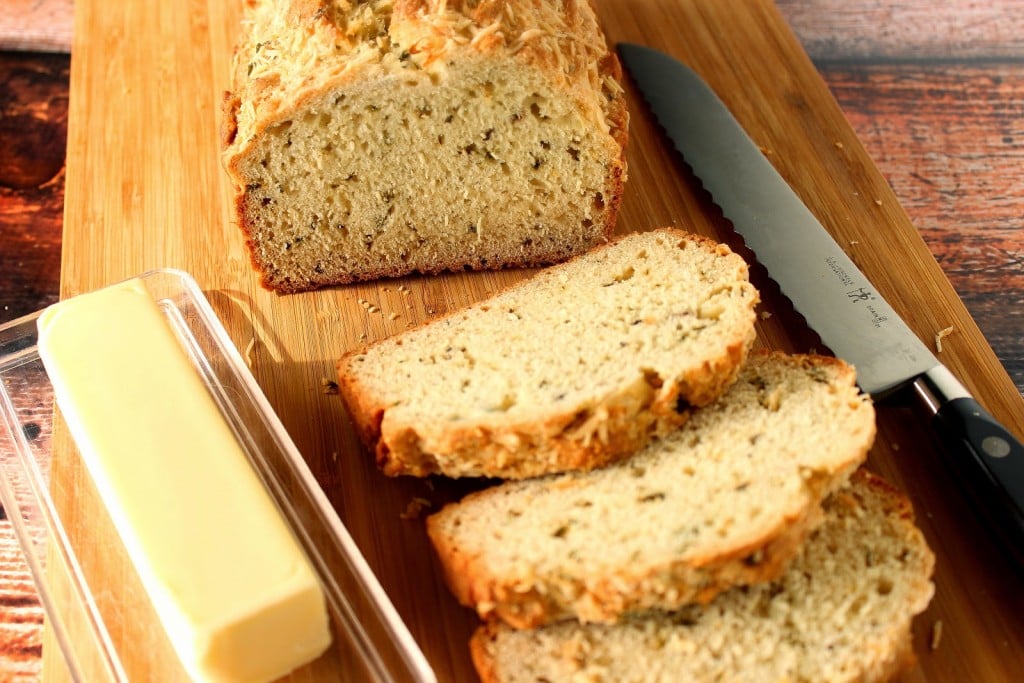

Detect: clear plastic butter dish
0,269,435,683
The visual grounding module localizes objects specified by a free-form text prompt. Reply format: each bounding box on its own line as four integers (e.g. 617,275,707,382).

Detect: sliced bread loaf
470,470,935,683
426,352,876,627
337,228,759,478
222,0,628,292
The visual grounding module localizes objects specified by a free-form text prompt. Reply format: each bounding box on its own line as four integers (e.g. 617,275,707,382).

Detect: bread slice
470,470,936,683
337,228,759,478
221,0,628,293
426,352,876,627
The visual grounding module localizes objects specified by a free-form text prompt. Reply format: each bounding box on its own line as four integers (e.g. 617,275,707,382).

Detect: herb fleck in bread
426,352,876,627
470,470,936,683
337,228,760,479
222,0,628,293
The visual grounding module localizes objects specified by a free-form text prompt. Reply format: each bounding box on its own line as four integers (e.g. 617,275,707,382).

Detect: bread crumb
400,497,433,520
321,378,339,395
930,620,943,651
244,337,257,368
389,312,400,321
935,326,955,353
849,240,859,246
762,386,783,411
834,141,844,149
874,199,883,206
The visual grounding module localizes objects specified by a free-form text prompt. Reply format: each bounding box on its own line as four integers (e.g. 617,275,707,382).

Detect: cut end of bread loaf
469,469,936,683
223,0,628,292
426,352,876,627
337,228,760,479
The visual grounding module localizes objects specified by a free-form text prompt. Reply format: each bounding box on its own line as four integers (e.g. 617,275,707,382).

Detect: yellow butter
37,279,331,683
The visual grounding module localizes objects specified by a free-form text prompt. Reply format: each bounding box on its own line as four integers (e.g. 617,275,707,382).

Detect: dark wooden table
2,1,1023,679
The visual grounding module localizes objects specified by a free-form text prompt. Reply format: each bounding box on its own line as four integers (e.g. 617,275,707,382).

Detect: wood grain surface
777,0,1024,60
0,49,68,682
0,0,74,53
2,0,1024,681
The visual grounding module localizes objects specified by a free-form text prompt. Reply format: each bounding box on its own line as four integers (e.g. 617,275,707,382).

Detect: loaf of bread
221,0,628,292
426,352,876,628
337,228,759,478
470,470,936,683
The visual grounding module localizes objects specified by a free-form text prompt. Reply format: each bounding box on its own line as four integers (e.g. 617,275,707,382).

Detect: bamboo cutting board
55,0,1024,680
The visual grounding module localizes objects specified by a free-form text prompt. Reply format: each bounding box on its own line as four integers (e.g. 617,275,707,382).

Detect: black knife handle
913,365,1024,559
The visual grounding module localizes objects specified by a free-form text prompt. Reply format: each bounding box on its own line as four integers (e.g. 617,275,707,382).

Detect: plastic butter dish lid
0,269,435,683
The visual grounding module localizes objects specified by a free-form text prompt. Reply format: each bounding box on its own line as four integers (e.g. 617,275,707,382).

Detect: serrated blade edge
617,43,937,395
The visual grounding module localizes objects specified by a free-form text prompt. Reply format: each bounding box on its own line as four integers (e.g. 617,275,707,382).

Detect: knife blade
617,42,1024,558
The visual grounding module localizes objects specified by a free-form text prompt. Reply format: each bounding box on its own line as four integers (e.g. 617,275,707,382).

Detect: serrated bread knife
618,42,1024,558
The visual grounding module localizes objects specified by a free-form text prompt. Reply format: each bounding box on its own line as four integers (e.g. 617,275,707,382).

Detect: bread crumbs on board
400,497,433,520
935,325,955,353
931,620,943,651
244,336,257,367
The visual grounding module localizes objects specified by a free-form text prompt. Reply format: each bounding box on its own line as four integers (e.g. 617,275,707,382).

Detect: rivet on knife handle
914,366,1024,552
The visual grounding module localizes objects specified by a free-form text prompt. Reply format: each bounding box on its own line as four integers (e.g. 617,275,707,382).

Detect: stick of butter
37,279,331,683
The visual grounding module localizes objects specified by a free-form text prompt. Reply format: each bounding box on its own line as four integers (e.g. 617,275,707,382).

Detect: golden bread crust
426,352,876,627
336,228,761,479
222,0,628,292
466,469,935,683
